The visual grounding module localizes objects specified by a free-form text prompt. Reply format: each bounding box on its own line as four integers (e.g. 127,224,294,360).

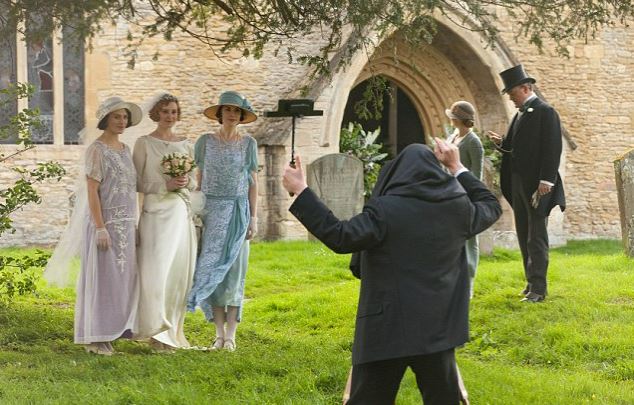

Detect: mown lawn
0,240,633,404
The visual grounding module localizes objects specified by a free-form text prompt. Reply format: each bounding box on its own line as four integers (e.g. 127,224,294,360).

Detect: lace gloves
96,228,111,250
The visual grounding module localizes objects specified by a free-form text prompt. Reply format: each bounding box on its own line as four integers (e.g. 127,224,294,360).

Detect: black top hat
499,64,536,94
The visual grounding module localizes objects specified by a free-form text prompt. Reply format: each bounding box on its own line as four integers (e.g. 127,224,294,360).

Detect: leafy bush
473,129,502,192
0,250,48,303
1,83,66,236
1,83,66,301
339,122,389,198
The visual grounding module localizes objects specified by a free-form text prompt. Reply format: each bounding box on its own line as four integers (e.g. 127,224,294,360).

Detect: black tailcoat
289,169,501,365
499,97,565,215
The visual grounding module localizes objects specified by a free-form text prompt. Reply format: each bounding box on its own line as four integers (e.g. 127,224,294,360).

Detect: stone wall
2,8,633,247
494,10,634,240
1,145,84,246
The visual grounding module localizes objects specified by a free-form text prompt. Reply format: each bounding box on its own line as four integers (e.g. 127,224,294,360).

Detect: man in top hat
487,64,565,303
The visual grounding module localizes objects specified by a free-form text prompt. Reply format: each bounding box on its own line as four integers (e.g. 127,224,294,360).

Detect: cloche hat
203,91,257,124
499,64,536,94
445,101,475,121
96,96,142,127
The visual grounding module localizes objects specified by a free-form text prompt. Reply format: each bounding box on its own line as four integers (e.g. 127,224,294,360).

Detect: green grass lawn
1,240,633,404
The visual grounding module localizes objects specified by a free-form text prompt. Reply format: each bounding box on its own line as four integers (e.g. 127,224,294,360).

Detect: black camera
264,99,323,196
264,99,324,118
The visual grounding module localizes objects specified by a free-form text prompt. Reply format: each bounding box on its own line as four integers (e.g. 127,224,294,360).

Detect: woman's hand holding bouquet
161,153,196,191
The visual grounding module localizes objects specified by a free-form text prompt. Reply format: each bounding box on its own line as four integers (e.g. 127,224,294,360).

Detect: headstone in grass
307,153,364,225
614,148,634,257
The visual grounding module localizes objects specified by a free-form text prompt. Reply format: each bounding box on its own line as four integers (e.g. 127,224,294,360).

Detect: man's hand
283,154,308,196
537,182,552,196
486,130,503,146
433,137,465,175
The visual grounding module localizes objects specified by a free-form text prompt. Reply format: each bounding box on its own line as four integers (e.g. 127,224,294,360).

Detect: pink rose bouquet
161,152,196,177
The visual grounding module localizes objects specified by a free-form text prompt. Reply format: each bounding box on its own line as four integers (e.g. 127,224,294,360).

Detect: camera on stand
264,99,323,196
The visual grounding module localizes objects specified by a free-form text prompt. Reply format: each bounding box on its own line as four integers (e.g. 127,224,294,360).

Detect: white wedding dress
132,135,197,348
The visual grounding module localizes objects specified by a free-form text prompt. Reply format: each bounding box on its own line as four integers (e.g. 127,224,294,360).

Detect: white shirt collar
523,94,538,106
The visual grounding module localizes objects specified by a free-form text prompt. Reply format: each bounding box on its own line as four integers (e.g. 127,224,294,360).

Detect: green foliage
0,83,41,145
0,83,67,236
352,76,389,121
0,250,48,303
2,1,634,78
0,84,66,301
339,122,389,198
475,128,502,190
0,240,633,403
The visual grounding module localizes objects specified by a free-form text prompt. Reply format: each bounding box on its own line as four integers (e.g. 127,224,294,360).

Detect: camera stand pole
290,114,296,168
289,115,297,196
263,99,323,197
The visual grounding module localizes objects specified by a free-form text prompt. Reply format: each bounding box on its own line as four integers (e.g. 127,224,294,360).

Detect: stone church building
1,6,632,247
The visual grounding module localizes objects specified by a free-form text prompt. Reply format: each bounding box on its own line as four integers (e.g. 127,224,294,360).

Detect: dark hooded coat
289,144,501,365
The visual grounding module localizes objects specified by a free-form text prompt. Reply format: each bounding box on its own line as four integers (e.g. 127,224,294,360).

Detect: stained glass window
63,26,84,144
0,29,18,144
27,33,54,144
2,17,84,145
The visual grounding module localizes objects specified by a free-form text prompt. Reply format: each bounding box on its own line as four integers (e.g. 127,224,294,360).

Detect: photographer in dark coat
282,139,501,404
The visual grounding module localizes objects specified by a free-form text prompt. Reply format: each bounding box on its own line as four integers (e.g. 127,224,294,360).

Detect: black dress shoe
521,292,545,303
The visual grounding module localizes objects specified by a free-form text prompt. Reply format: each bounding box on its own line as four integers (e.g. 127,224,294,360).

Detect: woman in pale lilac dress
75,97,142,355
445,101,483,300
187,91,258,351
133,93,197,350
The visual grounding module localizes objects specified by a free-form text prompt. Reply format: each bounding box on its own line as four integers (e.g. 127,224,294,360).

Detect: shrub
0,250,48,303
473,129,501,192
1,83,66,302
339,122,388,198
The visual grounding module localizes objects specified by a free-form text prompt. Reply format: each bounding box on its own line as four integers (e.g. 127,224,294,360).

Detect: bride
132,93,198,349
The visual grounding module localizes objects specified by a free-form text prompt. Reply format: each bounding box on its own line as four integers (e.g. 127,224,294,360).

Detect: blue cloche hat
499,64,536,94
203,91,257,123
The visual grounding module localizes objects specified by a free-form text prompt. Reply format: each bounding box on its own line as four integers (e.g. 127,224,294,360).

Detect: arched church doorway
341,76,426,155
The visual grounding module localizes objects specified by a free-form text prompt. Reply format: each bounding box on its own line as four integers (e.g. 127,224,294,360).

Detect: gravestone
614,148,634,257
307,153,364,226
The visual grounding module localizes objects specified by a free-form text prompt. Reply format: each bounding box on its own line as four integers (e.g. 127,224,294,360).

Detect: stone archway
303,18,569,246
342,76,427,155
312,19,531,247
319,20,511,151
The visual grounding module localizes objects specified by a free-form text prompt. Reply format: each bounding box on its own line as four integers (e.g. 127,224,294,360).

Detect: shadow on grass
553,239,623,256
0,301,73,347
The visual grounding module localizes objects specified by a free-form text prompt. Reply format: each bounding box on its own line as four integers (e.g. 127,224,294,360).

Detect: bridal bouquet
161,153,196,177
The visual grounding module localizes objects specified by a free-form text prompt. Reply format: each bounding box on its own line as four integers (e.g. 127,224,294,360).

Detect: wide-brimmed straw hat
203,91,257,124
445,101,475,121
96,96,142,127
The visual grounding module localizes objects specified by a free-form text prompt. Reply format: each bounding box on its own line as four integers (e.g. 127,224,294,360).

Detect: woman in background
446,100,484,299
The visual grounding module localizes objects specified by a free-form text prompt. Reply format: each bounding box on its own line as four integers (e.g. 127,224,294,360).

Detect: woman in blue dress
187,91,258,351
